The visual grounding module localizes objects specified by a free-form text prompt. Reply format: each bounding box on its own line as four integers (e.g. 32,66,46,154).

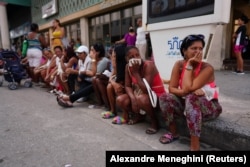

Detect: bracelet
185,65,193,71
92,59,96,62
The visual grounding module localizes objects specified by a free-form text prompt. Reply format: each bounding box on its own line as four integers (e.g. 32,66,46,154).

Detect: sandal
145,127,158,135
102,111,115,119
58,98,73,108
112,116,126,125
159,133,179,144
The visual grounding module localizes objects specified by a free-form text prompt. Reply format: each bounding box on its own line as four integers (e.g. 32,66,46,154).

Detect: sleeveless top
52,30,63,49
128,61,166,97
179,62,219,100
27,33,42,50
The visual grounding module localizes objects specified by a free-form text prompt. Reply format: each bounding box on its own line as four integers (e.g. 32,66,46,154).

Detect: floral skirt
159,93,222,137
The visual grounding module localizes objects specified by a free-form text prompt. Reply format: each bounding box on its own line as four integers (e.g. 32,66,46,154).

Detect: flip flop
145,127,158,135
102,111,115,119
159,133,179,144
112,116,126,125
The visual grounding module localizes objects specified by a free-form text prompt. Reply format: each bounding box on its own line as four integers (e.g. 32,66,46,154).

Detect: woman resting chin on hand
159,34,222,151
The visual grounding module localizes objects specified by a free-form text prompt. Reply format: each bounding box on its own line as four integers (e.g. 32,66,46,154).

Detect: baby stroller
0,50,32,90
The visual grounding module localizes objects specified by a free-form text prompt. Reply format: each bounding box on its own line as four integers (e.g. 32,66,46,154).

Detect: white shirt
78,55,91,74
136,27,147,45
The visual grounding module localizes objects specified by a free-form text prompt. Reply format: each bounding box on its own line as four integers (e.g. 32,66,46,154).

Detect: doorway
231,0,250,59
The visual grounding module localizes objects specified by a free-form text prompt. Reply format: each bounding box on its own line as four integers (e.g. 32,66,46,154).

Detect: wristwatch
92,59,96,62
185,65,193,70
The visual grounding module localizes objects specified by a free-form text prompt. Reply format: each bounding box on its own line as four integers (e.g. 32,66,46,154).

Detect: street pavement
0,70,249,166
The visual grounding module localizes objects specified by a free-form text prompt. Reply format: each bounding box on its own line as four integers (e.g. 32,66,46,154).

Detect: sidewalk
171,70,250,150
89,70,250,150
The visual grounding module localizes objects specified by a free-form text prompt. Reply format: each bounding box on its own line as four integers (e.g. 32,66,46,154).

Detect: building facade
31,0,142,48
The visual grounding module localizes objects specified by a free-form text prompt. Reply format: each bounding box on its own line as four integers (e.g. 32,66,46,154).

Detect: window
147,0,215,24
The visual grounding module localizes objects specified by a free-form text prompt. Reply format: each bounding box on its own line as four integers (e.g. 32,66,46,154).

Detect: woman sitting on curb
115,46,166,134
101,44,127,120
56,46,78,95
159,34,222,151
34,48,54,86
57,43,110,107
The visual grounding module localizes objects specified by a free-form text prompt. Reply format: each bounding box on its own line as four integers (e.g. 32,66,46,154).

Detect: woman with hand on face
114,46,166,134
159,34,222,151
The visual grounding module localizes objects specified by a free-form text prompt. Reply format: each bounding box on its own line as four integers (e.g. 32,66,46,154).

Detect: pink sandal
159,133,179,144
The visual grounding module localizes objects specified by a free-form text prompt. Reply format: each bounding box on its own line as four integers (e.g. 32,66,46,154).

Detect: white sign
150,25,213,80
42,0,58,19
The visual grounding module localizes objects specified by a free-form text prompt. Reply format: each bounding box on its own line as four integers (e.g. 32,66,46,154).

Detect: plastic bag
62,37,70,48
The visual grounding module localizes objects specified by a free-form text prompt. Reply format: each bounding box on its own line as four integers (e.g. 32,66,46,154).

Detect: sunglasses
185,34,205,43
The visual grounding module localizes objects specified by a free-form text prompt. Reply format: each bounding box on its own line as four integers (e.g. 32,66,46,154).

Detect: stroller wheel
8,83,17,90
24,80,32,88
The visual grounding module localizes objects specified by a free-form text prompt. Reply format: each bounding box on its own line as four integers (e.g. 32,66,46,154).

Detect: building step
223,58,250,71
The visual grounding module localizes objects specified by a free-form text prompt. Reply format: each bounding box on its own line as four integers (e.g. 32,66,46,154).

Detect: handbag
142,78,157,108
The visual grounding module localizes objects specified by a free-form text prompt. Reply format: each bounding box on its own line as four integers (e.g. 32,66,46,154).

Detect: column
0,2,10,49
80,17,89,48
206,24,224,70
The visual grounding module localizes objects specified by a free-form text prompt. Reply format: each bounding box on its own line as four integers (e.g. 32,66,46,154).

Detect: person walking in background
26,23,47,84
159,34,222,151
51,19,65,51
232,14,249,74
115,26,136,46
136,18,147,60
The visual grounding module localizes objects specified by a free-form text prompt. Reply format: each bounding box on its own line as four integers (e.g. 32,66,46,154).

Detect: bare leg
137,94,158,131
190,135,200,151
96,78,110,110
107,83,116,114
235,52,244,71
57,75,69,95
92,77,103,106
116,94,131,122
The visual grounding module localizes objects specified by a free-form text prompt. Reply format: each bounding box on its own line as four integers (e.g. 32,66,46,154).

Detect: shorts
234,45,244,53
27,48,43,67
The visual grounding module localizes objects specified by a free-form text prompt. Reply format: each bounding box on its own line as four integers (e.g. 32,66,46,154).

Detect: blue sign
167,37,183,57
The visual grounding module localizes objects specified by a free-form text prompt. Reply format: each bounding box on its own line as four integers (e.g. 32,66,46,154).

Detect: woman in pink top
115,26,137,46
159,34,222,151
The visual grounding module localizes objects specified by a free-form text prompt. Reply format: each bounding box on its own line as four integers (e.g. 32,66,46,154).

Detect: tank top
52,30,63,49
179,62,219,100
128,61,166,97
27,33,42,50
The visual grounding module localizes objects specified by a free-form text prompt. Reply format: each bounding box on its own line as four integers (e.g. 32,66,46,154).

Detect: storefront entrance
89,4,142,46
